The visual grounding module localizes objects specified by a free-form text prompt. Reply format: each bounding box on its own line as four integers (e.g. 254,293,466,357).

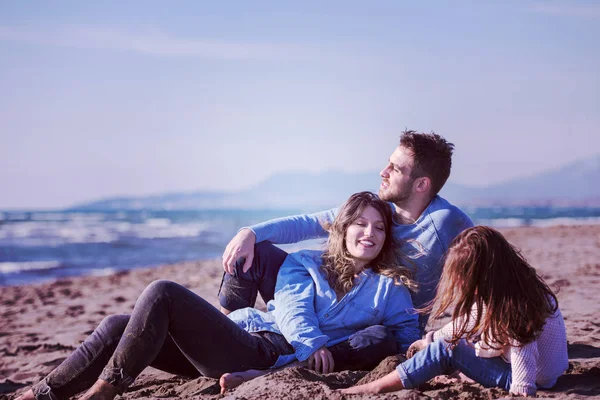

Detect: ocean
1,207,599,286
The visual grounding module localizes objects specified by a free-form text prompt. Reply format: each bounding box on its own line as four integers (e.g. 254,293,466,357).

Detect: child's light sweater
431,306,569,396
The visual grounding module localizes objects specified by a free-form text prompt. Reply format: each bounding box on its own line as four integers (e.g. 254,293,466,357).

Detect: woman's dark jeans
217,242,399,371
31,280,292,400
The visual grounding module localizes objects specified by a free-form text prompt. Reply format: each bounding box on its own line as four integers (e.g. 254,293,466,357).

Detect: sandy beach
2,224,599,399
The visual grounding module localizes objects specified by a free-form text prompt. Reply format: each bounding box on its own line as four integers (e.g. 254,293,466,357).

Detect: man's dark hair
399,130,454,196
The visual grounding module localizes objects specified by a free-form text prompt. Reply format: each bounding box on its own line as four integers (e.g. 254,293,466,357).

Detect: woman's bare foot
79,379,119,400
14,389,35,400
219,369,270,394
219,360,308,394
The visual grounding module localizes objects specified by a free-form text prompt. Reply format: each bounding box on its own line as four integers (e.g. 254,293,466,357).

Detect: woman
342,226,568,397
18,192,419,400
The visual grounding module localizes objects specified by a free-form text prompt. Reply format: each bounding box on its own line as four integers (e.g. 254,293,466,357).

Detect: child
342,226,568,397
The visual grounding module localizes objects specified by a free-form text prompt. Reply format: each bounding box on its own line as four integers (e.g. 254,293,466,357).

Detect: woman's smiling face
345,205,386,270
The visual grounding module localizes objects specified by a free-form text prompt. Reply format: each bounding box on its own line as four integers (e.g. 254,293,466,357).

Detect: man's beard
378,180,414,204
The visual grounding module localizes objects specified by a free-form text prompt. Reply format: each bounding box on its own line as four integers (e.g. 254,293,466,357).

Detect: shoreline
2,225,600,399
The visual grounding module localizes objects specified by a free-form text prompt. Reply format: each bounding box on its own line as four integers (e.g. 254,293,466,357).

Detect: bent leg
398,339,512,390
329,325,398,371
100,280,280,393
28,312,201,400
218,242,288,312
30,314,129,400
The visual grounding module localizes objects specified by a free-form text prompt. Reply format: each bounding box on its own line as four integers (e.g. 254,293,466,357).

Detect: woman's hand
406,338,429,358
308,346,335,373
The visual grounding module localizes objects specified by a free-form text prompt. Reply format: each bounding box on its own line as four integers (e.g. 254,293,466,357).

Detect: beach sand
2,225,599,399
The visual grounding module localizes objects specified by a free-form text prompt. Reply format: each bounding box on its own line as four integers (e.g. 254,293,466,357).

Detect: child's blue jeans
397,338,513,391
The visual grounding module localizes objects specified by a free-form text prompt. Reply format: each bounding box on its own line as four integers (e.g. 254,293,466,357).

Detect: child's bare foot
219,369,269,394
14,389,35,400
79,379,119,400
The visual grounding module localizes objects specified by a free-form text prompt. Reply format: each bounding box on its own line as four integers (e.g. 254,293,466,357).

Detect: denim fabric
246,195,473,333
228,250,420,366
218,242,288,311
397,338,512,391
31,280,293,399
328,325,398,371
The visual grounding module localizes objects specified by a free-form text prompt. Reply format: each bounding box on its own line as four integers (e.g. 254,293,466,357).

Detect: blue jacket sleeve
271,253,330,361
381,285,420,354
247,209,337,244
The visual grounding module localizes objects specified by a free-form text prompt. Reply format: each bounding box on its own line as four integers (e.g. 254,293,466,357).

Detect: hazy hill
70,155,600,210
440,155,600,206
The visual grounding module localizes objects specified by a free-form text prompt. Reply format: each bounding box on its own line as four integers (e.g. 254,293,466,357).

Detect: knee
97,314,130,339
143,279,180,298
254,242,287,272
255,241,276,255
429,338,459,364
231,242,275,276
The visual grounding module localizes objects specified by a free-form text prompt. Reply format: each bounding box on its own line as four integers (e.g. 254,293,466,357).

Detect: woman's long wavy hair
427,226,558,348
320,191,416,295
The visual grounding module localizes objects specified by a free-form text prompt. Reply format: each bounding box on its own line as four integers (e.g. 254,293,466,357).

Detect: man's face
378,146,416,204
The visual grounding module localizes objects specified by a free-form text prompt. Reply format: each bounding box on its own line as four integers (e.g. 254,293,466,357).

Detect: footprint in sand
66,305,85,317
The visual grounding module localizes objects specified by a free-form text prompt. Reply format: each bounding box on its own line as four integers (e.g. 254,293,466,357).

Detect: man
219,130,473,336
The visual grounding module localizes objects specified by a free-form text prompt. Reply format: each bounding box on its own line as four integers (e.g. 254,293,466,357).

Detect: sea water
1,207,599,286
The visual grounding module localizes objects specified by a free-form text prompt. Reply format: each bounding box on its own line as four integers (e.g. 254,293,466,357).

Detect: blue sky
1,1,599,209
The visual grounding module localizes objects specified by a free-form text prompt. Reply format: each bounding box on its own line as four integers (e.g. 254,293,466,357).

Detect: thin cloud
529,1,600,18
0,25,318,61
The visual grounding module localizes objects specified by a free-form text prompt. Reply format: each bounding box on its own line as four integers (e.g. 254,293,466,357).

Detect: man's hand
307,347,335,374
406,338,428,359
222,229,257,275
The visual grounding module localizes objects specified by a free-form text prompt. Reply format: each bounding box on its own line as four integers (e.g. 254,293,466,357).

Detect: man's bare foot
79,379,119,400
14,389,35,400
219,369,270,394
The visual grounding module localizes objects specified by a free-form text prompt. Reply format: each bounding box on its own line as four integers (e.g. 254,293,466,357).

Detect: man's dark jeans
31,280,292,399
217,242,399,370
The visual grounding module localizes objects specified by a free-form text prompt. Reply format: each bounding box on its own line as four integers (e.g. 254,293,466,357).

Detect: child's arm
341,370,405,394
432,305,483,342
509,341,538,397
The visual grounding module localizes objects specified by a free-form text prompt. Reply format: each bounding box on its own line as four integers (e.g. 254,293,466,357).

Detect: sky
1,1,599,209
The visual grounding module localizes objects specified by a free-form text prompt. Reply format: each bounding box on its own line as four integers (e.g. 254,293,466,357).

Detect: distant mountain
70,155,600,210
70,170,379,211
440,155,600,206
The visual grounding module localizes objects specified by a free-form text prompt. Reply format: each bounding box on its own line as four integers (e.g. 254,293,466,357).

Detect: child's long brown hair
429,226,558,347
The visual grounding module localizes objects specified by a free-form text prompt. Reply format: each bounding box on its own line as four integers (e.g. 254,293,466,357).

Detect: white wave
0,260,61,274
67,213,106,222
5,212,29,221
89,267,118,277
145,218,171,227
0,217,213,245
478,218,527,228
133,222,208,239
530,217,600,227
31,212,69,221
478,217,600,228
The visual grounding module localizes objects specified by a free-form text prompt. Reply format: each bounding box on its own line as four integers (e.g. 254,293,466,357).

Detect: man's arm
222,209,336,274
